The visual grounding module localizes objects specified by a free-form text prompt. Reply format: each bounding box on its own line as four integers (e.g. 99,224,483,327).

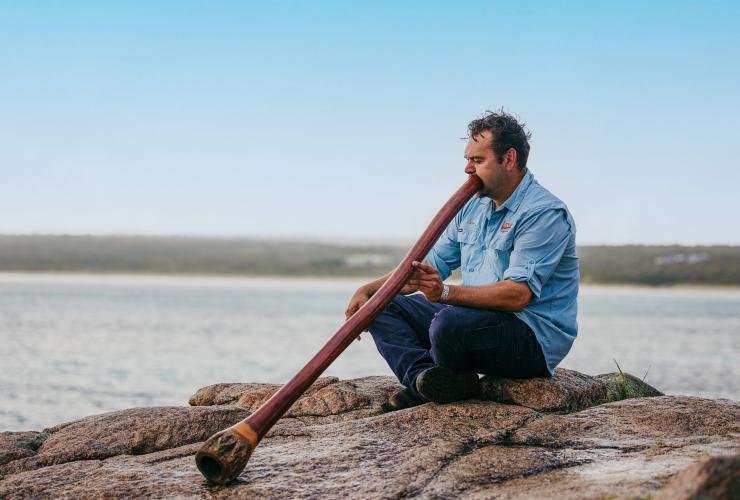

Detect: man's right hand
344,275,418,341
346,288,373,341
345,287,372,320
345,281,418,321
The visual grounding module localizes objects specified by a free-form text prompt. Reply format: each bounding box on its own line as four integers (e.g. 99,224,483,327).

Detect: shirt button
468,268,474,272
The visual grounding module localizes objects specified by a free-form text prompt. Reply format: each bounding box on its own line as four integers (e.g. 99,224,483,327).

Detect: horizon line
1,232,738,248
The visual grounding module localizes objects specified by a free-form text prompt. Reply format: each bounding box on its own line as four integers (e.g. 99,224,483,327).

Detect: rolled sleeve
503,208,572,298
425,217,461,281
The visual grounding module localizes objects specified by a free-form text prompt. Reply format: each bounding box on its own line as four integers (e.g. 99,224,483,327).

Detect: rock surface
654,454,740,499
1,370,738,499
0,406,249,477
0,432,44,466
480,368,663,412
189,375,399,419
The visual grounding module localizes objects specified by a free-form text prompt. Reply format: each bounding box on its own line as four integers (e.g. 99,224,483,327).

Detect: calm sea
1,273,738,432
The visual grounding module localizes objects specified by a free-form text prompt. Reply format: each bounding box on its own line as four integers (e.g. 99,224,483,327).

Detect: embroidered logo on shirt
500,222,512,233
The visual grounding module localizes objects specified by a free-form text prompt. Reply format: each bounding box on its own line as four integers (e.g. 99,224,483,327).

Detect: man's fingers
345,304,358,319
410,269,435,280
411,271,438,282
406,278,438,287
412,261,438,275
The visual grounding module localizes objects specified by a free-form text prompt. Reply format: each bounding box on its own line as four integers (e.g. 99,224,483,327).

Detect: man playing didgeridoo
345,110,579,410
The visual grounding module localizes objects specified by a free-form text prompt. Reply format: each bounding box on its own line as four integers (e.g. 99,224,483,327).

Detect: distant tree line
0,235,738,286
0,235,407,277
578,245,740,286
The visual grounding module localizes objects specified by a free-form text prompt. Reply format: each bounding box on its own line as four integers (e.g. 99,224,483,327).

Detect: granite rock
654,453,740,499
480,367,662,412
0,406,248,477
1,372,737,499
193,369,663,415
190,375,399,417
0,432,45,466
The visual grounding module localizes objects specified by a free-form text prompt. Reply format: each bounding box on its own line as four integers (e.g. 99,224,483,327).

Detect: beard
476,185,495,198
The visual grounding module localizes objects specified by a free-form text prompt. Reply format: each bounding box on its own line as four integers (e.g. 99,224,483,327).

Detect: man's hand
345,287,371,321
345,263,442,341
346,287,374,341
405,261,444,302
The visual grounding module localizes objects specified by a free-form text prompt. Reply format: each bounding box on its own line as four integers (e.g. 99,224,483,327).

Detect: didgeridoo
195,175,482,484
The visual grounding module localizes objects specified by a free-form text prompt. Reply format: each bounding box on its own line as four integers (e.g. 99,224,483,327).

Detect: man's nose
464,163,476,175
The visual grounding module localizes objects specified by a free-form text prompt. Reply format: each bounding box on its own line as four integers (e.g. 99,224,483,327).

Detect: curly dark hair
467,109,532,169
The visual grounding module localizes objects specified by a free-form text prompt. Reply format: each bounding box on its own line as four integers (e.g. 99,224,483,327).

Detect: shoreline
1,271,739,293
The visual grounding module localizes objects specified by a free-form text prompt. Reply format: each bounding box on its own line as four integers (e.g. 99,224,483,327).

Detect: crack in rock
399,414,540,498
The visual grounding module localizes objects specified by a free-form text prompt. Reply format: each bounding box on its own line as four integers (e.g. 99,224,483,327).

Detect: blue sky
1,1,738,244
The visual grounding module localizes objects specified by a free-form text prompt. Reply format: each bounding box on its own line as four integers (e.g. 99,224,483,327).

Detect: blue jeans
368,293,548,395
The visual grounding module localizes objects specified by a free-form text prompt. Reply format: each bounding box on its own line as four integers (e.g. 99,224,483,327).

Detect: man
346,110,579,410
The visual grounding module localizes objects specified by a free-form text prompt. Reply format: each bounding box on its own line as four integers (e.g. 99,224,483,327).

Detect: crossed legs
368,293,548,400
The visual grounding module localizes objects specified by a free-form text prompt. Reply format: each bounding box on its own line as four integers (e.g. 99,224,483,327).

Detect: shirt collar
494,169,533,213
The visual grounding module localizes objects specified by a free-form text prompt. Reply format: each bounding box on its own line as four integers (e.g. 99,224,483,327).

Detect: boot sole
416,367,480,404
384,388,428,412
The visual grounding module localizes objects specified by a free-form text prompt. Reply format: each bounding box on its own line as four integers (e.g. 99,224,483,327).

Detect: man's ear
505,148,519,171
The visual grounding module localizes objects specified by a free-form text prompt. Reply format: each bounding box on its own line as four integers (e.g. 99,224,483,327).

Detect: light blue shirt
426,170,579,375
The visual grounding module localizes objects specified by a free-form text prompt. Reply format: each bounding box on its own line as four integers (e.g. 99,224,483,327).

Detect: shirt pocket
456,226,479,271
490,238,514,280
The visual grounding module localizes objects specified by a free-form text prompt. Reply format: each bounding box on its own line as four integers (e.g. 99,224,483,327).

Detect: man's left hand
406,261,445,302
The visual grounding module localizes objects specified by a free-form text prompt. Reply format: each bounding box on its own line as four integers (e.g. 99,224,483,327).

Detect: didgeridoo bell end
195,423,258,484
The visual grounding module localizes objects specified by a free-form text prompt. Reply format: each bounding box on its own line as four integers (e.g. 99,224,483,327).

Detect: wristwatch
440,283,450,303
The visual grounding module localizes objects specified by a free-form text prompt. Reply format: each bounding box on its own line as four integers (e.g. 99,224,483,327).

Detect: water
1,273,738,432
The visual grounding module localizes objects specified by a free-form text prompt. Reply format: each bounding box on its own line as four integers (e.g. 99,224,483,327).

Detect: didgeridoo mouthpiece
195,423,257,484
